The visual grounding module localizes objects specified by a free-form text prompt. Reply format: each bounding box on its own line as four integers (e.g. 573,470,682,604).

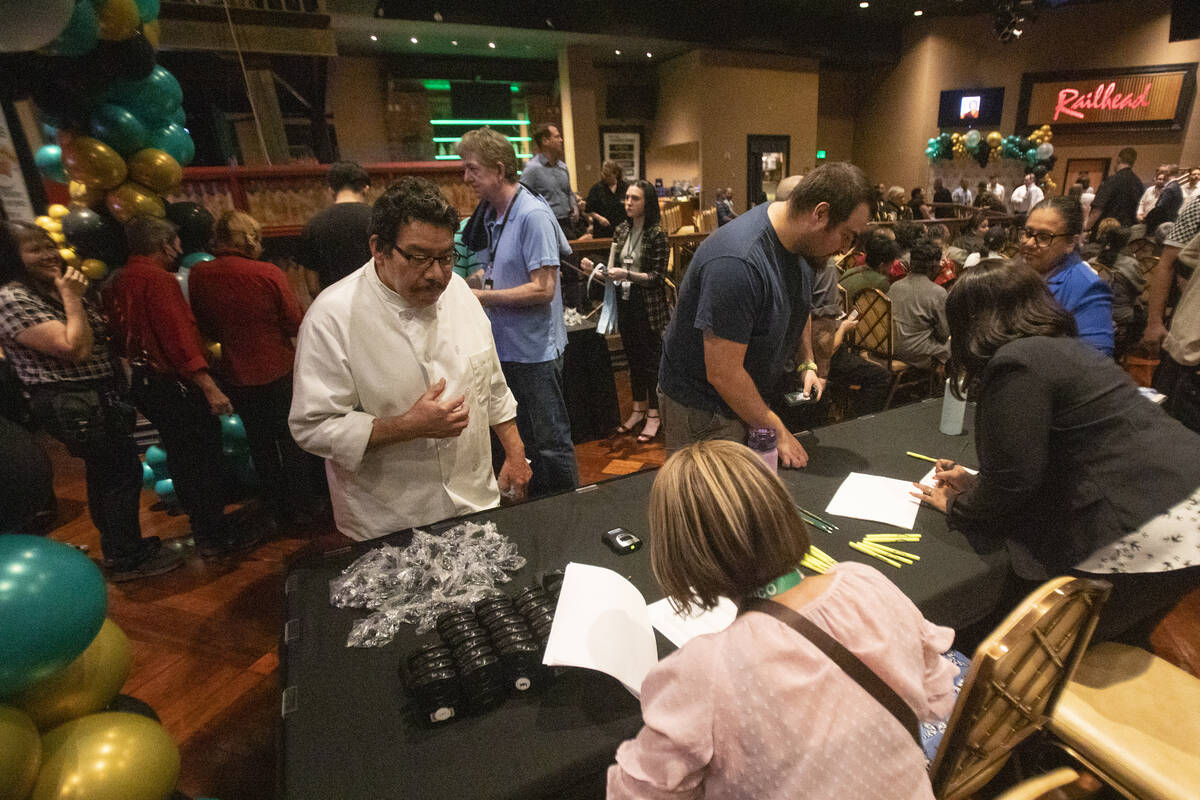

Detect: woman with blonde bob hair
608,440,959,800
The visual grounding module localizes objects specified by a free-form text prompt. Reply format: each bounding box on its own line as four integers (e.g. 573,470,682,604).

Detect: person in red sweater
189,211,326,525
105,216,257,558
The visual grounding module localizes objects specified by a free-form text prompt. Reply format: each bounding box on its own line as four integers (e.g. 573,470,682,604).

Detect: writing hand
404,378,469,438
911,481,952,512
933,463,975,493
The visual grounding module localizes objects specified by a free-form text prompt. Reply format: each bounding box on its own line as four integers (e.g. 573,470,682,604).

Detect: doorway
747,135,790,207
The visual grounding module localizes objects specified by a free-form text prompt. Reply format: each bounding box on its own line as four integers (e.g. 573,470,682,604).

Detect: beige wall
853,0,1200,195
652,50,820,210
328,56,390,164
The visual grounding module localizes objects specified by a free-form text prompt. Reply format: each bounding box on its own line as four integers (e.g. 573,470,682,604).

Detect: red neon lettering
1054,88,1084,120
1053,82,1153,121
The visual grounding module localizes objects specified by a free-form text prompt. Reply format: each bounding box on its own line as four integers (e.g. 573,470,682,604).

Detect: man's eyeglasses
394,248,456,269
1019,228,1073,247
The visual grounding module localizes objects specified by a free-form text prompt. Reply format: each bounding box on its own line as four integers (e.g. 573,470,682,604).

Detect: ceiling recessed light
488,41,496,48
410,37,418,43
859,1,869,7
614,49,621,55
369,34,377,41
451,40,458,45
913,8,924,15
646,51,653,58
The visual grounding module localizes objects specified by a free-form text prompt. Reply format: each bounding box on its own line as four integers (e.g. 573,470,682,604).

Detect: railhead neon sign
1054,82,1152,121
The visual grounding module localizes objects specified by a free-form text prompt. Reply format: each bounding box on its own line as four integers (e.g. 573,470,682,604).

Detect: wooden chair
929,576,1112,800
837,284,849,316
1047,642,1200,800
694,207,718,234
992,768,1080,800
850,288,938,409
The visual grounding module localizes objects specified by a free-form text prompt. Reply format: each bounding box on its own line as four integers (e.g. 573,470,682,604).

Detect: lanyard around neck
751,567,804,600
487,185,522,267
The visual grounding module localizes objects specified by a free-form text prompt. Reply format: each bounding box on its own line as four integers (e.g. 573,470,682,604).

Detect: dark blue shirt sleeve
693,258,762,344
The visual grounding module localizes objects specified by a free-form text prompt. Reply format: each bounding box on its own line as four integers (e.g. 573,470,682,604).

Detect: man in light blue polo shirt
521,123,578,235
458,127,579,496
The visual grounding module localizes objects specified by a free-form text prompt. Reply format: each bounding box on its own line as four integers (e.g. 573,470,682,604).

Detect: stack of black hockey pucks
514,585,556,645
475,594,544,692
437,608,508,712
404,640,460,724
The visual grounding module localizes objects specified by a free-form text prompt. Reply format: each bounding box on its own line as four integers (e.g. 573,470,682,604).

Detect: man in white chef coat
289,176,532,540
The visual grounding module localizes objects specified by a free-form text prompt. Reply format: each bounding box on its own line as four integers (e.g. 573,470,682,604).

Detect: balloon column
0,535,181,799
925,125,1056,191
140,415,256,510
1,0,196,283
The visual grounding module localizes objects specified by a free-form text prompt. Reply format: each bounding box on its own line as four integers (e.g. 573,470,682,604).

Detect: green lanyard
752,568,804,600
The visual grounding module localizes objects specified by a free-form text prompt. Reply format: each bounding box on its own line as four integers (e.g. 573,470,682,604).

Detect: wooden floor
32,369,1200,799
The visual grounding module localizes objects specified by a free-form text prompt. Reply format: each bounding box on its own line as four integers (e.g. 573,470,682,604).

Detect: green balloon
34,144,67,183
147,122,194,165
0,706,40,800
135,0,160,23
88,104,148,157
108,66,182,125
0,536,107,698
45,0,99,56
179,251,214,269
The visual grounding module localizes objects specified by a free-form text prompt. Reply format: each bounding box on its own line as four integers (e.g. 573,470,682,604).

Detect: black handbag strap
743,598,922,748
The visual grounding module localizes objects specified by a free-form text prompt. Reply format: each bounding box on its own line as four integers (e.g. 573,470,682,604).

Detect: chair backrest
695,207,718,233
929,576,1111,800
853,288,894,360
838,284,849,316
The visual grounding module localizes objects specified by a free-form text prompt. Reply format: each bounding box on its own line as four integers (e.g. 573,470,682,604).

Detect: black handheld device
601,528,642,555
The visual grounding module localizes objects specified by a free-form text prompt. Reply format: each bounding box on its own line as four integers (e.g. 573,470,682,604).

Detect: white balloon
0,0,75,52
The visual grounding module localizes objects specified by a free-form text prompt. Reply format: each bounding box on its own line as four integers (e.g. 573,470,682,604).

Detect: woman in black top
0,222,180,580
584,160,628,239
581,180,671,441
914,259,1200,642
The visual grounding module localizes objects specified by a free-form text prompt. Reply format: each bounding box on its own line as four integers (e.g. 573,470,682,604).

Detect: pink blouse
607,562,957,800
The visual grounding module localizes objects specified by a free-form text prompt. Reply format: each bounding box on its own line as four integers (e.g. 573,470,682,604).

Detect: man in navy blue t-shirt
658,163,873,467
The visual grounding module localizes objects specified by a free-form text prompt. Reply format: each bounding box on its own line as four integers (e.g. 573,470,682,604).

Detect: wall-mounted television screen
937,87,1005,128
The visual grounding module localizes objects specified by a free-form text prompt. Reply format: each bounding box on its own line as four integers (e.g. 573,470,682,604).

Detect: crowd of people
3,124,1200,798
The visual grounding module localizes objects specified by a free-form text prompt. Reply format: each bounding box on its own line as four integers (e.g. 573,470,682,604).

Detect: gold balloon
0,706,40,800
49,231,66,245
79,259,109,281
69,180,105,209
106,182,165,222
59,248,79,267
32,712,180,800
13,620,130,732
98,0,140,41
127,148,182,195
47,204,69,219
34,215,59,232
986,131,1003,148
62,137,127,191
143,19,160,48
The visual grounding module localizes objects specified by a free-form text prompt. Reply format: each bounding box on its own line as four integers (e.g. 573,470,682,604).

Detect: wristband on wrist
796,361,818,372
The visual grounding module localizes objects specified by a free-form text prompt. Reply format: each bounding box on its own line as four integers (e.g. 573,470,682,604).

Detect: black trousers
27,380,147,565
131,369,228,546
225,373,326,520
1152,352,1200,434
617,290,662,409
829,345,891,416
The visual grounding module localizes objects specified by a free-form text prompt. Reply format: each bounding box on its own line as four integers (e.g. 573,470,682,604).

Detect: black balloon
164,202,214,254
92,31,155,81
61,207,127,266
974,147,990,169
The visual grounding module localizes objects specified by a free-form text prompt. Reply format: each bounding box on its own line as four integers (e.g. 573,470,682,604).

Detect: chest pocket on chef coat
466,349,494,406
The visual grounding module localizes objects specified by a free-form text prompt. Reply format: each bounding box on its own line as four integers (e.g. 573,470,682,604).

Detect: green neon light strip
432,136,532,143
434,155,461,160
422,79,452,91
430,118,530,125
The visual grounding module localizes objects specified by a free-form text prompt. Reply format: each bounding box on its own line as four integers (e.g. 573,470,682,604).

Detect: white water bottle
939,378,966,435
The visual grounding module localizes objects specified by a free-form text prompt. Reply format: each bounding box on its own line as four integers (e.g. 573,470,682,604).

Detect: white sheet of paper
918,464,978,488
825,472,922,530
542,562,659,698
646,596,738,648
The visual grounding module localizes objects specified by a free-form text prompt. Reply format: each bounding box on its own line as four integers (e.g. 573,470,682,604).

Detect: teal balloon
220,414,246,443
88,104,148,157
135,0,160,23
144,444,169,479
964,129,982,149
141,461,155,490
180,252,214,269
153,478,175,499
45,0,99,56
108,66,183,125
0,535,107,697
41,123,58,140
34,144,68,183
171,107,186,125
147,122,194,166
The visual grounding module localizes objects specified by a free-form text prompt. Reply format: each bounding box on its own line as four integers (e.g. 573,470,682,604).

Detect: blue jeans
501,357,579,497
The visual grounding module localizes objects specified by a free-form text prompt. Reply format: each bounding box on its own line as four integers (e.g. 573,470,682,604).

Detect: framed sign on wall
600,127,643,181
1017,63,1198,132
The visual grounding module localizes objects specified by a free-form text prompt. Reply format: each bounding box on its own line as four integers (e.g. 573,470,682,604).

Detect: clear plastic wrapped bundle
330,520,527,647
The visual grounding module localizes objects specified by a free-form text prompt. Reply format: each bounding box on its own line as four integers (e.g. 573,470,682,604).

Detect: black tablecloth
280,398,1008,800
563,320,620,443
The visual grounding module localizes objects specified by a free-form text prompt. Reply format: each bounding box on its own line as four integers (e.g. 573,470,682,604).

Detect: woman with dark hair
581,179,670,441
914,259,1200,643
950,210,990,256
1018,196,1114,355
585,160,628,238
908,187,931,220
0,222,181,579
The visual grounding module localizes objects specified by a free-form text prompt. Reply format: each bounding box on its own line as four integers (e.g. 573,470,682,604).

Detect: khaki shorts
658,388,748,456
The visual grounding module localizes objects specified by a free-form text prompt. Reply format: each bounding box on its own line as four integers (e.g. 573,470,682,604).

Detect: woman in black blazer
581,179,671,441
915,259,1200,643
